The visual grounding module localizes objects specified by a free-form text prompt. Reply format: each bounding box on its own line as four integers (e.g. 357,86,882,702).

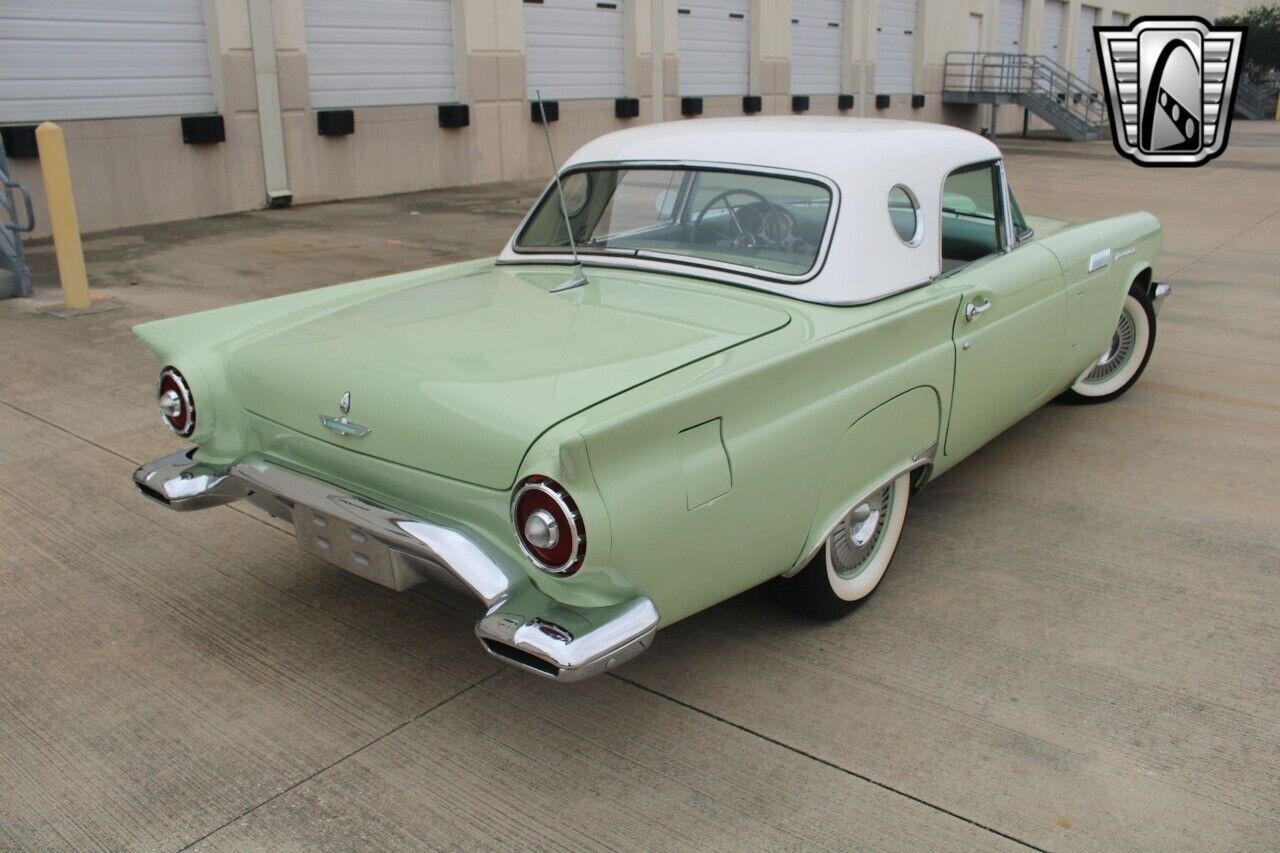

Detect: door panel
944,244,1067,460
792,0,844,95
678,0,750,95
1075,5,1099,83
525,0,626,100
997,0,1024,53
1041,0,1066,64
875,0,918,94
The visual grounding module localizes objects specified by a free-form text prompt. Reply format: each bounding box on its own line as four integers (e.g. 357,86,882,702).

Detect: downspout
247,0,292,207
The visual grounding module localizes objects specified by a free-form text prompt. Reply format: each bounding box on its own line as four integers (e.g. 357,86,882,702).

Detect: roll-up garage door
303,0,456,108
996,0,1025,54
678,1,750,96
875,0,918,95
0,0,216,122
1075,5,1099,82
791,0,844,95
1040,0,1067,64
525,0,625,99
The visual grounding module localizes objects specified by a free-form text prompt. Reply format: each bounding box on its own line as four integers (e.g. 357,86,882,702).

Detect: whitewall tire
775,472,912,619
1062,284,1157,404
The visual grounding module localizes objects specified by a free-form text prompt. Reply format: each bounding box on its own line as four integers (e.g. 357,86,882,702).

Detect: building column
248,0,291,205
454,0,526,179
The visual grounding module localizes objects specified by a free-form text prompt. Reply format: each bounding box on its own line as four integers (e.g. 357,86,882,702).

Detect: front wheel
774,472,912,620
1060,283,1157,404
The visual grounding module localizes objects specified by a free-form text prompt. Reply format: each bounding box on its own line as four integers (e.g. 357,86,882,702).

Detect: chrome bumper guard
134,450,658,682
1152,281,1172,315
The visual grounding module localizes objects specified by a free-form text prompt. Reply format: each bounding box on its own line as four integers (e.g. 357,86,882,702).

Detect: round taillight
157,367,196,437
512,476,585,575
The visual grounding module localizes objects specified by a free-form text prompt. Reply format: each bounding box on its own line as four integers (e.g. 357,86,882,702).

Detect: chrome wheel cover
1084,308,1137,384
829,483,893,579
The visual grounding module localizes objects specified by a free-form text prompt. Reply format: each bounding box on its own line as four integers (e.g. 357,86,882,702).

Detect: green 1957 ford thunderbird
134,118,1169,681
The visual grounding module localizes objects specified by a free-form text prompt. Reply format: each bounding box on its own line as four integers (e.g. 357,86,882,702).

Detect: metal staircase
1,139,35,300
943,52,1107,142
1235,77,1279,120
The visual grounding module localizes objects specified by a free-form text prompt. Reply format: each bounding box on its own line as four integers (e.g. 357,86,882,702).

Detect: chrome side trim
133,449,659,681
782,442,937,578
1152,282,1172,315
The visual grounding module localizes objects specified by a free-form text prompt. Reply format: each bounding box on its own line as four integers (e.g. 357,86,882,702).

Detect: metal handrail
0,139,35,298
943,51,1107,133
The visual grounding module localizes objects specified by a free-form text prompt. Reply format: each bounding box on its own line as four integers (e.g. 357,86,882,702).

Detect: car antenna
535,89,589,293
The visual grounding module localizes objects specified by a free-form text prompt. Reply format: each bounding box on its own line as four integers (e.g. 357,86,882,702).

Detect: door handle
964,299,991,322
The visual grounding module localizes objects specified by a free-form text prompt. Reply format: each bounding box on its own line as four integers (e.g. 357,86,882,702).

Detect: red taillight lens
157,367,196,437
512,476,585,575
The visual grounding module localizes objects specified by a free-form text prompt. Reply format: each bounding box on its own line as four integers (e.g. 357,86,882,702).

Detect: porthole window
888,185,922,247
559,171,592,219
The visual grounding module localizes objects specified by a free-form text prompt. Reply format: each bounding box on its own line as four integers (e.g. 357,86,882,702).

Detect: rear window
515,166,834,278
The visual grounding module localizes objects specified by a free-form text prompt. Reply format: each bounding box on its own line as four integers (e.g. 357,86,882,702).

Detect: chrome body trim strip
1152,281,1172,315
781,442,938,578
1088,248,1112,272
132,449,659,681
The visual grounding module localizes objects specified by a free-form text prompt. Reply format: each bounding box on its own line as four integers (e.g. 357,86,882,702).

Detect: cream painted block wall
4,0,1251,241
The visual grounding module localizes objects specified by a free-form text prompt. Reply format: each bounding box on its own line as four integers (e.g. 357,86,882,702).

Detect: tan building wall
3,0,1251,239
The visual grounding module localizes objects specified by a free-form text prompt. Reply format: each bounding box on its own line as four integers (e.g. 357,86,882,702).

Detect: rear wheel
775,472,911,620
1061,283,1156,404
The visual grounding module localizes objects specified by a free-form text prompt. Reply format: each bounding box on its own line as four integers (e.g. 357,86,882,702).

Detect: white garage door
791,0,844,95
875,0,918,95
1075,5,1099,82
678,1,750,96
525,0,625,100
1040,0,1067,64
996,0,1025,53
304,0,456,108
0,0,215,122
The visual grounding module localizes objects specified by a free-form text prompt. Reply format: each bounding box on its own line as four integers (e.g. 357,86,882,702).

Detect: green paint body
134,211,1162,625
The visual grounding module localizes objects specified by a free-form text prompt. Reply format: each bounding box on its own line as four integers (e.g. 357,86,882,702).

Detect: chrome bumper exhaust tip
476,592,659,682
133,449,249,510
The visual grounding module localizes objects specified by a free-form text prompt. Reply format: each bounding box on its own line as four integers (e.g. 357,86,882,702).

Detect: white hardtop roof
500,117,1005,305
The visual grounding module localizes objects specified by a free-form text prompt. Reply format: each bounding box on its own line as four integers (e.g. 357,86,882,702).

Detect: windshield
515,166,834,278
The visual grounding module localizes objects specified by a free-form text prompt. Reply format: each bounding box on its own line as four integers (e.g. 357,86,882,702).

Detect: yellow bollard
35,122,91,310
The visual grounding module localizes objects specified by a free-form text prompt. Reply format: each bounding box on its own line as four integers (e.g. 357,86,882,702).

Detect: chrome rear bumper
134,450,657,681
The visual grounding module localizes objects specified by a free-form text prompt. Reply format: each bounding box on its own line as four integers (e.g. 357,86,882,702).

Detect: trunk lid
227,265,789,489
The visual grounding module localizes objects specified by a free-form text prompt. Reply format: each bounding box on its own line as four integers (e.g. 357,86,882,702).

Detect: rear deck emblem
321,392,371,438
1096,17,1246,167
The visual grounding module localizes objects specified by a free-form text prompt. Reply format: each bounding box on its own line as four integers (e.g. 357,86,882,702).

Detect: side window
940,163,1005,271
1008,186,1032,243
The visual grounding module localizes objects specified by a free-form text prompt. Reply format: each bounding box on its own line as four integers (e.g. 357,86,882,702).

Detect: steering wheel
693,189,797,250
694,189,771,245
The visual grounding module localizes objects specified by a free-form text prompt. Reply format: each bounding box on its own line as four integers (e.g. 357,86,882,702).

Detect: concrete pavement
1,122,1278,851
